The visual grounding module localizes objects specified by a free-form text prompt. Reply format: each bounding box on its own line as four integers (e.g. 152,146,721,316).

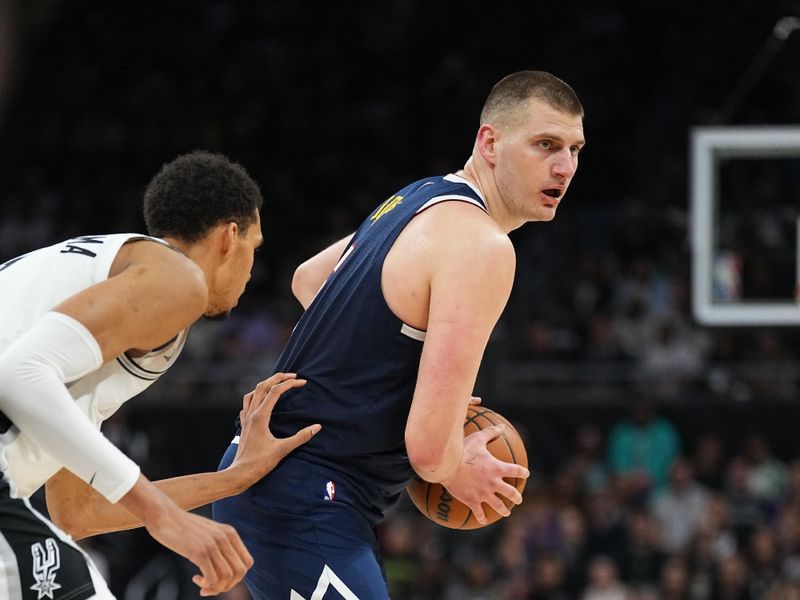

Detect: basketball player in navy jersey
0,152,319,598
214,71,585,599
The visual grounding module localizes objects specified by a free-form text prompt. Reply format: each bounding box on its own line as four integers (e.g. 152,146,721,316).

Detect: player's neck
456,159,521,234
160,235,214,288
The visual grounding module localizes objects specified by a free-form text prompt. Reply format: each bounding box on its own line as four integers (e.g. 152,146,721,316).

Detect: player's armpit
405,208,515,482
52,242,207,362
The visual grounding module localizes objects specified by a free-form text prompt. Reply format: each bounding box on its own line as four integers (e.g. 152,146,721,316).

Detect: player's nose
552,150,576,179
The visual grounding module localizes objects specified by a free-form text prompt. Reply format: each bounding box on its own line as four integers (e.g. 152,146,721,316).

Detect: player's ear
476,124,499,167
221,221,239,255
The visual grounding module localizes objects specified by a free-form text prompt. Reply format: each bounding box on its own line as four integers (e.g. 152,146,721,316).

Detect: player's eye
537,140,552,150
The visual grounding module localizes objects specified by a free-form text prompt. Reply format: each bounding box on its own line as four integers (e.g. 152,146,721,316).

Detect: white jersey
0,234,187,497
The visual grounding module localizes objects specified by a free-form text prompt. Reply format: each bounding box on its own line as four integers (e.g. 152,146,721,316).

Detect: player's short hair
143,150,263,242
480,71,584,126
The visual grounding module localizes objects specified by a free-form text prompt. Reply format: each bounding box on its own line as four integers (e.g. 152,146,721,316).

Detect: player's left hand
227,373,321,487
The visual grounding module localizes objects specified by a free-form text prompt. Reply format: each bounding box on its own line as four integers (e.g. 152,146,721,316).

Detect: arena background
1,1,799,598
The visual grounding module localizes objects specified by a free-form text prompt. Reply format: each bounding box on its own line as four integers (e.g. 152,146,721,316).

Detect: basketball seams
423,477,434,519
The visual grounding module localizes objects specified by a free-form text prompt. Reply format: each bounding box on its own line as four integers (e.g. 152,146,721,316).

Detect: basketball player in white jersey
0,151,320,599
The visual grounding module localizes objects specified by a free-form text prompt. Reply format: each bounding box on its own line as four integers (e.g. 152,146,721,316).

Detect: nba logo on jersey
324,480,335,501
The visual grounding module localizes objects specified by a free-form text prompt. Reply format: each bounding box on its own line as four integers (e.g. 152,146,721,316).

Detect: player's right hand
440,425,530,525
228,373,321,486
143,502,253,596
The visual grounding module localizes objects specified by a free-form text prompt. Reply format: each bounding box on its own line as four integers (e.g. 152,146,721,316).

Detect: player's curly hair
480,70,584,126
143,150,263,243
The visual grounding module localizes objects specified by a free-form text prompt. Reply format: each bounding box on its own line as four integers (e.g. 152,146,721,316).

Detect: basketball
406,406,528,529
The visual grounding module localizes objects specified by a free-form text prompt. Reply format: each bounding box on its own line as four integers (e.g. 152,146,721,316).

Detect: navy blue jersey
247,174,487,520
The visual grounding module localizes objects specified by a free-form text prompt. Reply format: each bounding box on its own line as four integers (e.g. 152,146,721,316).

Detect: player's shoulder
113,238,207,304
422,201,513,257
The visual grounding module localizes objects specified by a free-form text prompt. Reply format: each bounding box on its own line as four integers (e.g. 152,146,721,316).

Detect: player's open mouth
542,188,562,198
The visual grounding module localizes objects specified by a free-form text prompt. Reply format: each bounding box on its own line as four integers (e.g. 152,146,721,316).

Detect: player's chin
534,207,557,222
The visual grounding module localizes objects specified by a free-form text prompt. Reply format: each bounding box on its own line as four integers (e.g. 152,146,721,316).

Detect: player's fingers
256,378,307,416
496,480,524,505
278,423,322,454
256,372,297,394
485,494,512,518
199,529,242,595
246,375,299,414
499,463,530,480
475,424,504,444
230,528,254,571
213,528,251,593
470,502,488,525
247,373,296,406
241,391,254,414
469,396,482,405
190,552,219,595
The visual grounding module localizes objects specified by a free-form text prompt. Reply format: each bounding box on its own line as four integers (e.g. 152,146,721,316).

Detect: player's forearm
52,469,249,540
0,313,140,502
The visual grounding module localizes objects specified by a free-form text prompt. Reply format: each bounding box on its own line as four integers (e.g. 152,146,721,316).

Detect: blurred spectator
686,526,718,600
584,487,627,564
607,397,681,497
743,433,788,510
658,557,691,600
724,457,765,543
582,313,630,362
651,457,710,554
563,423,611,497
381,515,422,598
742,331,798,401
581,555,630,600
443,550,498,600
528,552,571,600
710,553,752,600
618,509,665,589
701,493,739,561
746,526,781,600
612,297,653,361
523,491,563,560
638,316,709,401
692,432,727,492
763,581,800,600
558,504,592,598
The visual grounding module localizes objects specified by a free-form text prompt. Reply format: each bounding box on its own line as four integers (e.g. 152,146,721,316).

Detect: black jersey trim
115,356,158,381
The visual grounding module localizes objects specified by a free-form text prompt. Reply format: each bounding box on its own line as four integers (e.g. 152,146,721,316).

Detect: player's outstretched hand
441,425,530,525
228,373,321,486
143,500,253,596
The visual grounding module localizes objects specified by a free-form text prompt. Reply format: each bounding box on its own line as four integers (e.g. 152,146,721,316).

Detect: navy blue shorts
213,444,390,600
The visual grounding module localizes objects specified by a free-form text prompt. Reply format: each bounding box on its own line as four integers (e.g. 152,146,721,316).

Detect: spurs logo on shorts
29,538,61,600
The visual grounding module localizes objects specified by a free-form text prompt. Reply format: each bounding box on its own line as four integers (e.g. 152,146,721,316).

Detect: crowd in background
2,1,800,598
34,397,800,599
